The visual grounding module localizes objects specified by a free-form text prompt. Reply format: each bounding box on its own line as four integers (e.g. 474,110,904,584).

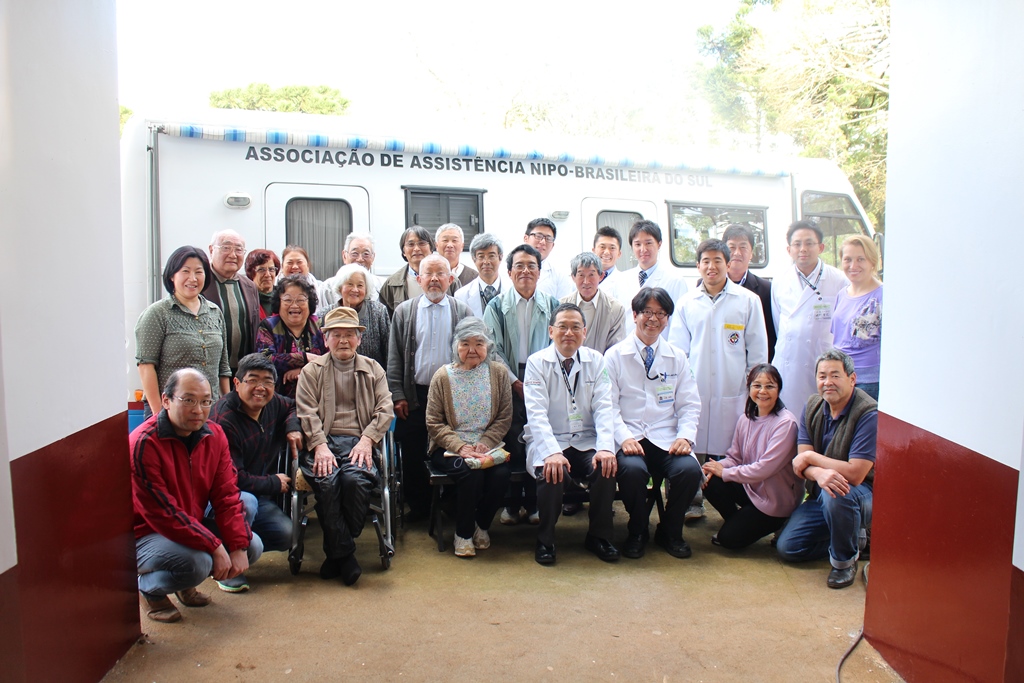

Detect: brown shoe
142,594,182,623
175,587,212,607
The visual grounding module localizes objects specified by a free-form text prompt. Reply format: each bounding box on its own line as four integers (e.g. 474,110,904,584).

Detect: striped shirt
413,295,453,386
216,275,251,371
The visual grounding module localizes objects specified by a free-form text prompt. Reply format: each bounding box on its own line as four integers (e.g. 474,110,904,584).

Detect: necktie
562,357,574,376
639,270,649,287
644,346,654,374
482,284,497,305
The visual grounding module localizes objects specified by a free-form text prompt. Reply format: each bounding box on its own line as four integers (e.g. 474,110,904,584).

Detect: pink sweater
720,409,803,518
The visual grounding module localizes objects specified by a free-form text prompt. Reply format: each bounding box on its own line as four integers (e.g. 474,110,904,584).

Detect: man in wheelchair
295,307,394,585
209,353,303,592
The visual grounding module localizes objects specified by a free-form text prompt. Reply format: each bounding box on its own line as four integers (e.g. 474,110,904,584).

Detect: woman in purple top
831,235,882,400
702,364,803,550
255,274,327,398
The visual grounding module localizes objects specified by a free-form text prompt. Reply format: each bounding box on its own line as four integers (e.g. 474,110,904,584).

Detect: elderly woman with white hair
425,318,513,557
317,263,390,368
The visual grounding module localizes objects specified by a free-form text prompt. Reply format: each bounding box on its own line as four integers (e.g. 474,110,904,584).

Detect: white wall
0,0,123,572
0,0,125,459
882,0,1024,471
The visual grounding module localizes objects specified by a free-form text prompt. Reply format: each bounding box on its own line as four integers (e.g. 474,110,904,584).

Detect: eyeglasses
347,250,373,260
404,240,430,250
553,324,584,333
255,266,278,275
173,395,214,408
640,309,669,320
527,232,555,244
242,378,276,388
215,244,246,254
511,263,540,273
280,296,309,305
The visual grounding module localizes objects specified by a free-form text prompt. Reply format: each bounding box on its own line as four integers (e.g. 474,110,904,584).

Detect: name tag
724,323,745,331
813,304,832,321
656,384,674,405
568,412,584,433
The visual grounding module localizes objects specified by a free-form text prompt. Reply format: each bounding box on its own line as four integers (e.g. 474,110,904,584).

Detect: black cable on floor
836,627,865,683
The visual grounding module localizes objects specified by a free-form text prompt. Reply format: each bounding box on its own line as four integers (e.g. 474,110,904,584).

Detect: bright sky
117,0,738,141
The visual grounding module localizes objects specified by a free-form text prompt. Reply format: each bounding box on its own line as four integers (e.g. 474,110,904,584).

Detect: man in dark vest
722,223,776,361
776,348,877,589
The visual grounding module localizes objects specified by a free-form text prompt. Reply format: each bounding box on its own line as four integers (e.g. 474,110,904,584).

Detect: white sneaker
684,503,706,521
528,510,540,525
500,508,520,525
473,525,491,550
454,534,476,557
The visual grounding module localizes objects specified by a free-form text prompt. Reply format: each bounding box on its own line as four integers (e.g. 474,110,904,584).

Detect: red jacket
130,411,251,554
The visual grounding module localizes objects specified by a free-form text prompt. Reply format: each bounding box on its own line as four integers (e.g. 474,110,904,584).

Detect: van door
265,183,369,281
580,197,659,270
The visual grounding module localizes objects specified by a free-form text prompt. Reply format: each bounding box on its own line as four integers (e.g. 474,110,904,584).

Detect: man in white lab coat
524,303,619,565
670,239,769,519
454,233,510,317
771,221,849,411
607,287,704,559
525,217,575,299
618,220,688,337
592,226,625,299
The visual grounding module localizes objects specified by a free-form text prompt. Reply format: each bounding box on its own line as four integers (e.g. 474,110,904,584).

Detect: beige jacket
425,361,513,456
296,352,394,450
559,288,627,353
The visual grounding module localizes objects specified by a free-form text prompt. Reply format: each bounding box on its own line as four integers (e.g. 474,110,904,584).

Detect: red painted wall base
865,413,1018,682
1,413,140,682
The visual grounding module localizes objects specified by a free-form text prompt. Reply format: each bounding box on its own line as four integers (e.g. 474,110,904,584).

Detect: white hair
418,253,451,274
344,232,375,251
435,223,465,241
329,263,379,302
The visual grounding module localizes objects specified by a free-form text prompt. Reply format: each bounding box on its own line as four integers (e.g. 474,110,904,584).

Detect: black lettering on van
245,146,259,160
260,147,272,161
410,155,422,168
273,148,285,162
301,149,313,163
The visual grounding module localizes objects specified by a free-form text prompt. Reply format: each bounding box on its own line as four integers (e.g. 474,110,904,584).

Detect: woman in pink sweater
702,364,803,549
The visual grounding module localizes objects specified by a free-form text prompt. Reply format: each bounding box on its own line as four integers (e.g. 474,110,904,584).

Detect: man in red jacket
131,368,262,623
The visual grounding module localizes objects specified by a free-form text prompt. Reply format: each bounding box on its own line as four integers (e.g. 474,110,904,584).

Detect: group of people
130,215,883,623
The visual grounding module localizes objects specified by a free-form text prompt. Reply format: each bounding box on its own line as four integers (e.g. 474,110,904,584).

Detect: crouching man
131,369,261,623
776,349,877,588
296,307,394,585
209,353,302,592
525,303,619,565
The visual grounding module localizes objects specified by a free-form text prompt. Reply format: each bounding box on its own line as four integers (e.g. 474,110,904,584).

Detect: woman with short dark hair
702,364,802,549
244,249,280,319
135,245,231,416
255,274,327,398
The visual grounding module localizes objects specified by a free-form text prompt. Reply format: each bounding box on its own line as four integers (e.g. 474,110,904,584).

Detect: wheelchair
286,430,402,573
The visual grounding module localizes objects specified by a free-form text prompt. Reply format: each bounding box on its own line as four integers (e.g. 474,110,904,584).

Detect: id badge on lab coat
813,303,832,321
568,411,584,433
655,384,674,406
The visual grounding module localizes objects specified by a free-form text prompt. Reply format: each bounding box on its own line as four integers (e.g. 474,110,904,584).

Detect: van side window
403,186,486,247
668,203,768,267
801,192,868,267
596,210,641,271
285,198,352,279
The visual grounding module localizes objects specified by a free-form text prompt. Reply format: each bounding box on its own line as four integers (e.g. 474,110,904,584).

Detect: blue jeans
137,528,263,597
776,483,872,569
240,492,293,553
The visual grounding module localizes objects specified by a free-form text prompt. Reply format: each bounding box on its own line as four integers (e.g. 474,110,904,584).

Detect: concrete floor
103,501,901,682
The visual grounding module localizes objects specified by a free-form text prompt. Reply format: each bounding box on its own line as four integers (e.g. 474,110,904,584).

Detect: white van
121,109,874,398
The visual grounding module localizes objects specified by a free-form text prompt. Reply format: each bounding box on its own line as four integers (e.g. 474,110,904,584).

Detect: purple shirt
831,285,882,383
720,408,803,517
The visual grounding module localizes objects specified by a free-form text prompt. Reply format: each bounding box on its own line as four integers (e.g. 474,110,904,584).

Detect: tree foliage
120,105,133,136
209,83,350,116
697,0,889,230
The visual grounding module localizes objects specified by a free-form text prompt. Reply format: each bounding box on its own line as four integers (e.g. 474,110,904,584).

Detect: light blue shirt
413,295,453,385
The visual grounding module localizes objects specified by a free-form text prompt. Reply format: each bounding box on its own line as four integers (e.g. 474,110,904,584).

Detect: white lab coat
536,258,575,299
453,274,512,318
668,279,768,456
604,335,702,452
771,261,849,412
618,263,689,338
523,345,615,476
598,267,624,300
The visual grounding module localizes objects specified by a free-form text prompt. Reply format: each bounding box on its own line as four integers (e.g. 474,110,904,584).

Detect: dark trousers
395,384,432,516
704,476,787,549
299,435,378,560
535,447,615,546
503,389,536,515
430,449,512,538
616,439,702,540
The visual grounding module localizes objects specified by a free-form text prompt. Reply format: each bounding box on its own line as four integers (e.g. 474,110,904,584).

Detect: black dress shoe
339,554,362,586
320,557,343,580
654,525,692,559
584,535,620,562
621,533,646,559
562,502,581,516
827,562,858,589
535,540,556,565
